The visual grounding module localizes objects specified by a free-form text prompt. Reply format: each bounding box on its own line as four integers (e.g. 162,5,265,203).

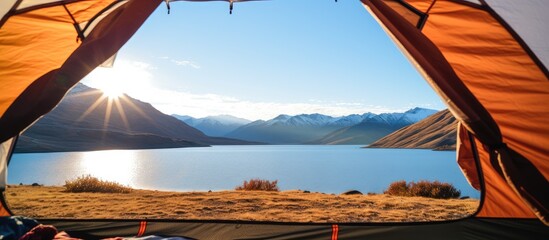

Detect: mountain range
15,84,250,153
172,114,251,137
223,108,437,144
367,109,457,150
14,83,448,152
311,108,437,145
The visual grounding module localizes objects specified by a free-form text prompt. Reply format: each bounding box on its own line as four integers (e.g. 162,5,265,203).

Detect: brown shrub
384,180,409,196
64,175,132,193
235,178,279,191
385,180,460,199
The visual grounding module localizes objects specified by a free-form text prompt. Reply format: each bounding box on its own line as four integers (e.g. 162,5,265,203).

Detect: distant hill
311,118,409,145
367,109,457,150
16,129,205,153
173,114,251,137
15,84,250,153
226,108,436,144
311,108,437,145
225,114,342,144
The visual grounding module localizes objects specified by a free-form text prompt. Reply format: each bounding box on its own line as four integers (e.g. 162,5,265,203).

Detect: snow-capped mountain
226,108,437,144
312,108,437,145
364,108,437,126
330,113,376,126
264,113,338,126
400,107,438,124
173,114,252,137
259,112,378,127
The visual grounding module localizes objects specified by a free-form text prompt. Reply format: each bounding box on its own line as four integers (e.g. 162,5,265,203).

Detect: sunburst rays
73,89,157,134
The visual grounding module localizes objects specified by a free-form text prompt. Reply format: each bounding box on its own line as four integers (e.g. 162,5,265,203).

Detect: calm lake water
8,145,480,198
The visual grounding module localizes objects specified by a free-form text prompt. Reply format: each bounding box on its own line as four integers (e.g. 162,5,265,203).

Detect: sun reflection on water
80,150,139,187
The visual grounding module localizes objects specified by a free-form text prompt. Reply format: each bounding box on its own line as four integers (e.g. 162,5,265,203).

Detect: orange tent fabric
361,0,549,223
0,0,162,143
0,1,115,118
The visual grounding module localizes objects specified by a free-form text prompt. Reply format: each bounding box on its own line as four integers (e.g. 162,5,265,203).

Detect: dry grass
235,178,279,191
385,180,461,199
64,175,132,193
5,186,478,222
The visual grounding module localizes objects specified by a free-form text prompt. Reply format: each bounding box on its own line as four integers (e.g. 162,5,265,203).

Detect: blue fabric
0,216,38,240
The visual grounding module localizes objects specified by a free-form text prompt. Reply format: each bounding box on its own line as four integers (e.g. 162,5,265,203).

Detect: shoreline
6,185,478,223
13,144,455,154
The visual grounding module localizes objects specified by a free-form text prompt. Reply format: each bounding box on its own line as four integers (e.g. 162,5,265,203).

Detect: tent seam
447,0,485,9
80,0,126,35
468,130,486,218
477,0,549,79
0,0,22,28
10,0,82,15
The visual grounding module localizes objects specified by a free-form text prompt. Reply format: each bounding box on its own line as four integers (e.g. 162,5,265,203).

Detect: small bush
235,178,279,191
411,180,461,199
384,180,460,199
64,175,132,193
384,180,409,196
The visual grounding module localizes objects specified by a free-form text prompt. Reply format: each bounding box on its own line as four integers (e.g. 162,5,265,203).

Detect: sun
83,60,153,101
100,83,125,99
93,79,127,99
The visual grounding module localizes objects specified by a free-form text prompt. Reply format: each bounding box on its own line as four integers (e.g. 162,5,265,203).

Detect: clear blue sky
82,0,445,120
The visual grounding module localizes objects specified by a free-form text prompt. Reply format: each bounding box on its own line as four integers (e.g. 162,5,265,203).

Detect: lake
8,145,480,198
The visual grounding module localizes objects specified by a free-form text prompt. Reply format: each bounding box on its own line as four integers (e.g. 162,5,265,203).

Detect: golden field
5,185,478,223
